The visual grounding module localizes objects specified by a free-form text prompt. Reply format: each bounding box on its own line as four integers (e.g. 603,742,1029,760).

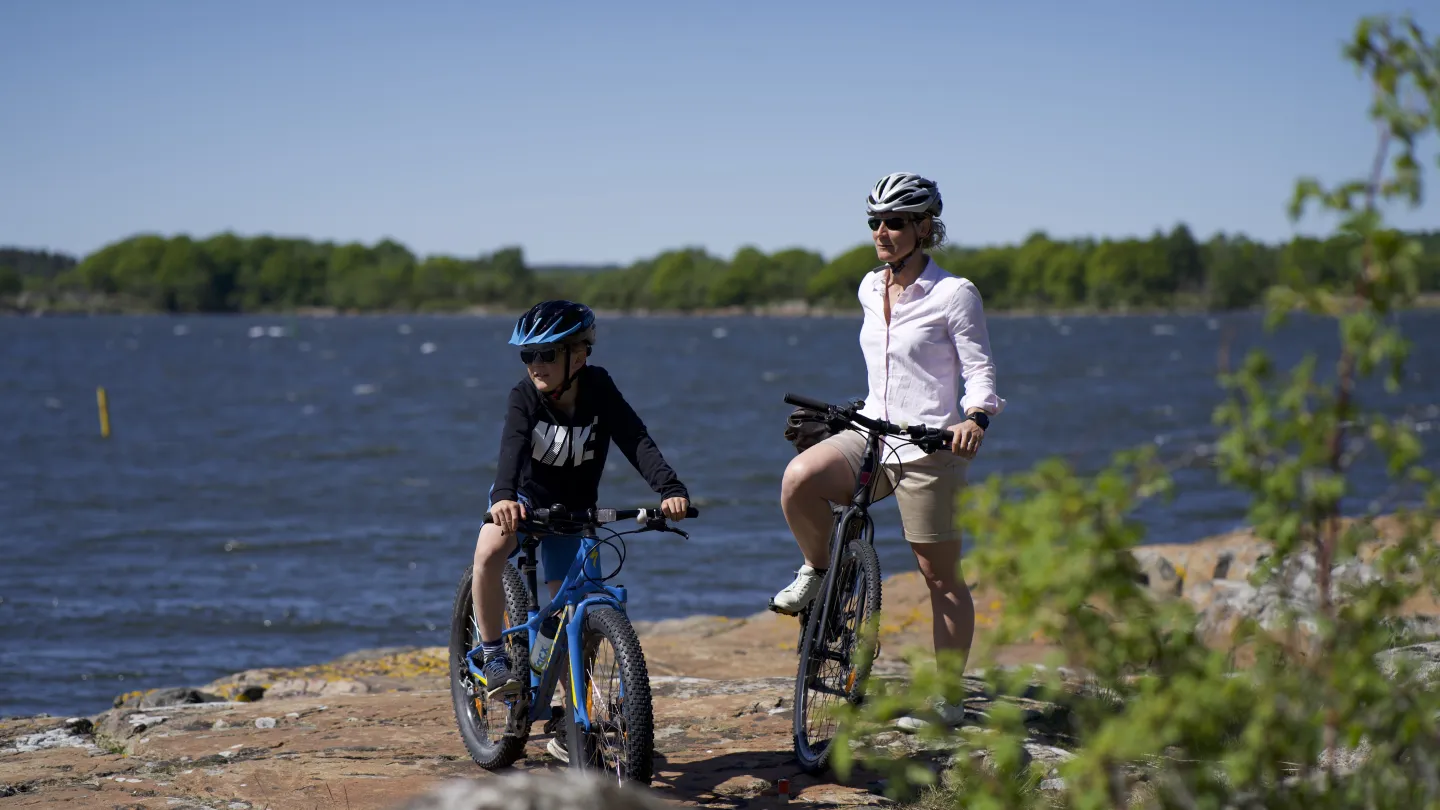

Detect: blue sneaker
478,652,522,700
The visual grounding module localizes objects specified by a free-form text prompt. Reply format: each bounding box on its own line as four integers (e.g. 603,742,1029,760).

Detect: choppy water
3,311,1438,718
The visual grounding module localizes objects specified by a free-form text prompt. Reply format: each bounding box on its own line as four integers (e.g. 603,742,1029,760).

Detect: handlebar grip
639,505,701,521
483,507,552,524
784,392,830,412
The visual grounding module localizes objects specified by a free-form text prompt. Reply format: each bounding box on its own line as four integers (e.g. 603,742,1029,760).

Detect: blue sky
2,0,1435,265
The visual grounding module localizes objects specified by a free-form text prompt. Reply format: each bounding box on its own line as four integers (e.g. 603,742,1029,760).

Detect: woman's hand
489,499,526,534
947,418,985,459
661,496,690,522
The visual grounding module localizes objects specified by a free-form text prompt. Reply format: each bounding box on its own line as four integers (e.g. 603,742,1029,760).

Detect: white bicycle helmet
866,172,943,217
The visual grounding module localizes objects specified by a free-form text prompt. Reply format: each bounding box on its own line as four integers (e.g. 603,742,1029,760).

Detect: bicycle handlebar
783,392,831,413
784,392,955,448
483,505,700,527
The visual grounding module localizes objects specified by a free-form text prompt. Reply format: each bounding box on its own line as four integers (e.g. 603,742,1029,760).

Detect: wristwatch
965,411,990,430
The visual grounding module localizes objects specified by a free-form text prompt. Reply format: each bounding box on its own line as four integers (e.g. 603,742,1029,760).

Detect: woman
769,171,1005,729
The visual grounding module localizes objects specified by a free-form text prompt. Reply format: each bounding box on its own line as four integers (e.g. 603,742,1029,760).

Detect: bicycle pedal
767,598,799,617
540,705,565,734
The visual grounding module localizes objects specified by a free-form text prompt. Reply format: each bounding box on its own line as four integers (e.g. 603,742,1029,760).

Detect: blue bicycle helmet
509,300,597,347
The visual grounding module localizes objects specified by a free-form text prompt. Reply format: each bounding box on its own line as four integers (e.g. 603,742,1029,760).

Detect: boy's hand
490,500,526,534
661,496,689,522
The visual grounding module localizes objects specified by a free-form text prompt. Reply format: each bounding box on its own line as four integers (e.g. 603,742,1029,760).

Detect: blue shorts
528,534,583,583
491,489,595,583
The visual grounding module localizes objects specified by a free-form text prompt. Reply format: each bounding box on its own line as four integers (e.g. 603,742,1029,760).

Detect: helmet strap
545,344,583,402
884,215,929,279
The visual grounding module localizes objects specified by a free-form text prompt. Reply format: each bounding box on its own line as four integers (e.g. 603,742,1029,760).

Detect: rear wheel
449,562,532,769
565,605,655,785
792,525,882,774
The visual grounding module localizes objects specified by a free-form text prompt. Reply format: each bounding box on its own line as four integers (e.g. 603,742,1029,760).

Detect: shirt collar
872,256,939,295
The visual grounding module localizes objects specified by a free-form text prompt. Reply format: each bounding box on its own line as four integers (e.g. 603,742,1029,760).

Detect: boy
471,300,690,725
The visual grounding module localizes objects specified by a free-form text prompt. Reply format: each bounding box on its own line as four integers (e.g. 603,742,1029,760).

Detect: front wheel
792,533,882,775
449,562,531,770
565,605,655,786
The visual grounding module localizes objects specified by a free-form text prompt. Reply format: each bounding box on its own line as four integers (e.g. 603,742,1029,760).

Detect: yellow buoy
96,386,111,439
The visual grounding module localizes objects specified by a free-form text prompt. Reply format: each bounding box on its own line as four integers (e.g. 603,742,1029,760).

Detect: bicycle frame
464,528,626,735
809,423,883,657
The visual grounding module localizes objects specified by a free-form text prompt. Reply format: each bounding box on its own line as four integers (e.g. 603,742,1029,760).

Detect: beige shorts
816,428,969,544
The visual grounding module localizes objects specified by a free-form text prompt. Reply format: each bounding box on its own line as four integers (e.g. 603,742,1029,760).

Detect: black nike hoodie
490,365,689,511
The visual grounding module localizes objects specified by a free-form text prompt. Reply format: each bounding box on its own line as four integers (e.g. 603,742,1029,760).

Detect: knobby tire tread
792,535,883,775
566,605,655,785
449,562,531,769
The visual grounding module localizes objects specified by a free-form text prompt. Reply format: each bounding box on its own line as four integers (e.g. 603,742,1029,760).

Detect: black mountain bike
772,392,952,775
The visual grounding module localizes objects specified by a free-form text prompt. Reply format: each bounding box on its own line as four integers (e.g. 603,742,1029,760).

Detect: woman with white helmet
771,171,1005,730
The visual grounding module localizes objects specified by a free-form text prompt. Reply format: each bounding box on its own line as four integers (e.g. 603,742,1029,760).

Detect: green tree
1084,239,1139,307
325,240,414,311
412,255,474,308
478,246,536,307
0,266,20,297
1279,235,1355,291
709,245,776,307
645,247,722,310
953,247,1016,309
806,243,881,306
766,247,825,301
1204,233,1276,309
1009,232,1058,305
1164,223,1206,295
17,222,1440,315
576,261,654,310
1042,242,1089,307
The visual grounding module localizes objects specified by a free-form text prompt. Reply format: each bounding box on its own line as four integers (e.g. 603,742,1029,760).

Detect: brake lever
917,431,948,455
646,517,689,540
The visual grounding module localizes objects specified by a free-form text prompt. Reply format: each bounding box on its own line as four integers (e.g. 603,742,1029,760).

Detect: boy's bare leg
472,522,518,642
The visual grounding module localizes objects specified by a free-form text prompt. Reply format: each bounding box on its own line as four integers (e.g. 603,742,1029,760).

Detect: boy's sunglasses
519,348,559,364
867,216,912,232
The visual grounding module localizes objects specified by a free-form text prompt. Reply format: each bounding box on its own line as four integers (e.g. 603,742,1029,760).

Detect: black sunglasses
867,216,912,232
519,348,559,364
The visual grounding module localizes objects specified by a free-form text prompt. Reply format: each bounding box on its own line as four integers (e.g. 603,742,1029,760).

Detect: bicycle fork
807,508,869,681
807,433,880,673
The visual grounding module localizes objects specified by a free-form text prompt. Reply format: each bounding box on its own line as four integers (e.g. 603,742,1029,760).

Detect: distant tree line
3,226,1439,313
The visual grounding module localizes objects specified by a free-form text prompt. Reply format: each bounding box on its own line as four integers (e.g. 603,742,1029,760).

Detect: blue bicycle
448,503,698,785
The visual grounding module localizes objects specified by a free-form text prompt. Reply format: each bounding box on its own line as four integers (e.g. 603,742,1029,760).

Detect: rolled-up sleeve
948,281,1006,416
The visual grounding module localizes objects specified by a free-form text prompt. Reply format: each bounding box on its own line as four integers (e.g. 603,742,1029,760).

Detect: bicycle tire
792,531,882,774
565,605,655,785
449,562,532,769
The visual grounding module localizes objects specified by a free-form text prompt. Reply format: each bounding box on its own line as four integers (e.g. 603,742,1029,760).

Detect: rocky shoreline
4,522,1438,808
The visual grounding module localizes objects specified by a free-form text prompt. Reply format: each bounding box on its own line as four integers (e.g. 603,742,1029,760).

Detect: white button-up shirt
856,257,1006,464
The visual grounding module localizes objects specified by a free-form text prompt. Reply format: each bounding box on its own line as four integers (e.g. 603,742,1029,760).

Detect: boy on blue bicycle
472,300,691,706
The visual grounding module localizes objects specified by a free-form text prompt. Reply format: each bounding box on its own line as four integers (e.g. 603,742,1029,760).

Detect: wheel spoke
450,564,532,770
794,534,882,774
568,606,653,785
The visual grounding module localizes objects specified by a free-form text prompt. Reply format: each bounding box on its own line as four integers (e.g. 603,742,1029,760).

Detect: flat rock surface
0,569,1046,810
2,678,905,809
5,522,1437,808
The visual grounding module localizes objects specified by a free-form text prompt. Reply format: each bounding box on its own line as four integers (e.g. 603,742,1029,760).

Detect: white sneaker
893,698,967,732
769,565,825,615
546,735,569,763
